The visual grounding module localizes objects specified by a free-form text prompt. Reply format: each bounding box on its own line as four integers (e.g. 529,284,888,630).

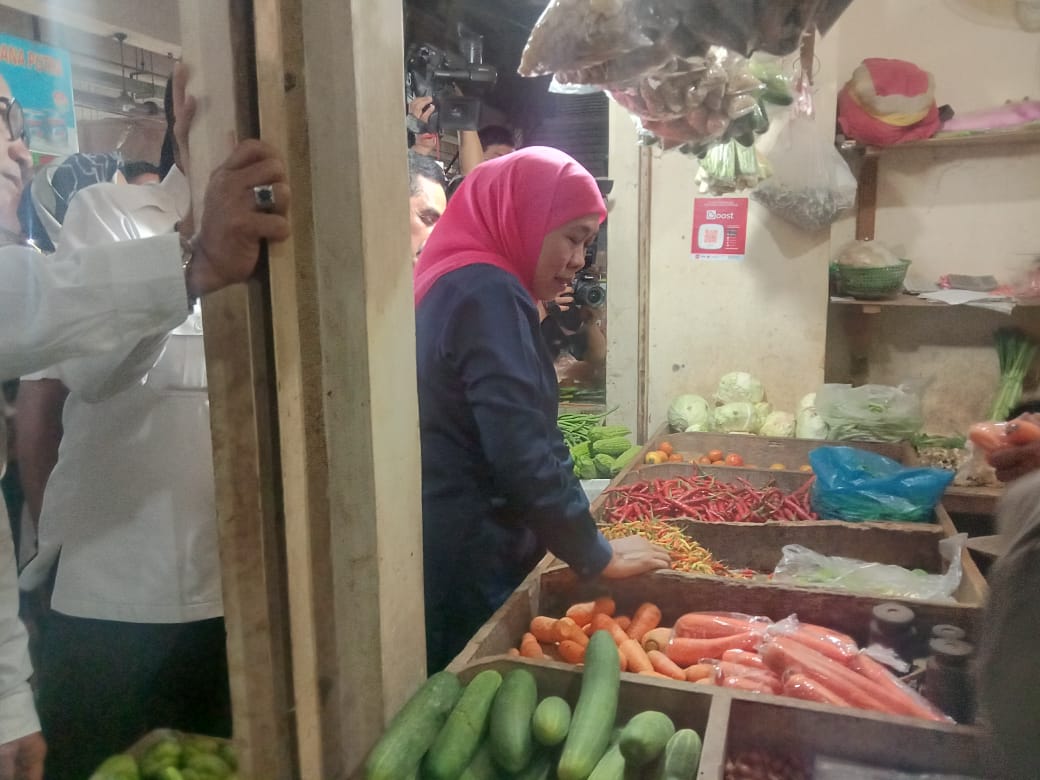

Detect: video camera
405,31,497,134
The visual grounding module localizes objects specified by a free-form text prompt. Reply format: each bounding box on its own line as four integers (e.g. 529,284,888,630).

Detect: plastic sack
752,108,858,231
672,611,771,639
953,441,999,487
815,383,923,442
764,614,859,661
772,535,966,601
814,755,980,780
809,446,954,523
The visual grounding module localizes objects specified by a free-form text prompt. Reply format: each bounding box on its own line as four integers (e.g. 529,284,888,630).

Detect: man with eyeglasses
0,69,291,780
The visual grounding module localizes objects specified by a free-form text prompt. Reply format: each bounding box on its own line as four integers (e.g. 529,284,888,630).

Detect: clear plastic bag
809,447,954,523
751,86,858,231
815,383,924,443
953,441,999,487
771,536,967,601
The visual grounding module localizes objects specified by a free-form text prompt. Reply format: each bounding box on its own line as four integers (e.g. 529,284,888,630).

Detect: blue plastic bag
809,446,954,523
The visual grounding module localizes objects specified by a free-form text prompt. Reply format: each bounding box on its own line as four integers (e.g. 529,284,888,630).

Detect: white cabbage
760,411,796,437
714,402,756,433
714,372,766,405
798,392,817,412
752,401,772,433
668,394,712,432
796,407,829,439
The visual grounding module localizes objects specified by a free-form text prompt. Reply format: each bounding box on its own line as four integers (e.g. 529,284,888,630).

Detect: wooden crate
593,462,989,606
454,648,982,778
449,566,983,673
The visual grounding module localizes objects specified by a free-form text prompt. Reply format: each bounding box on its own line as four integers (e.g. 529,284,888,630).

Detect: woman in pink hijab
415,147,670,671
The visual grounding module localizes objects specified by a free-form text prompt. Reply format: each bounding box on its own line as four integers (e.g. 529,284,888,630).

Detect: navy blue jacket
416,264,613,670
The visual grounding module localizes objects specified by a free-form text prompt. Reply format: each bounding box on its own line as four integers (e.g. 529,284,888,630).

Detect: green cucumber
458,742,498,780
532,695,572,747
557,631,621,780
363,671,462,780
652,728,702,780
423,669,503,780
619,710,675,767
587,742,627,780
489,668,539,773
512,751,554,780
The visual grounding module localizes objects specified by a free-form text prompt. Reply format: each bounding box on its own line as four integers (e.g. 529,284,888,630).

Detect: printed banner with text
0,34,77,159
691,197,748,262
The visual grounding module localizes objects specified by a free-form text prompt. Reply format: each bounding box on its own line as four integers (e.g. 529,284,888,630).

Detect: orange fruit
659,441,675,456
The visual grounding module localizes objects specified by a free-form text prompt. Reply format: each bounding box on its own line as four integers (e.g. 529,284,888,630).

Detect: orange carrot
617,645,629,673
637,670,671,679
760,638,900,716
694,677,716,686
558,639,586,665
583,622,595,637
619,638,654,673
647,650,686,680
685,663,717,683
626,602,663,642
615,615,632,631
529,616,557,644
784,626,857,663
508,647,521,657
589,613,630,646
718,661,781,689
673,612,759,639
800,622,859,651
721,649,768,670
552,617,590,647
721,676,779,695
642,627,672,653
664,632,760,667
849,653,950,722
783,673,851,708
519,632,545,659
565,597,616,627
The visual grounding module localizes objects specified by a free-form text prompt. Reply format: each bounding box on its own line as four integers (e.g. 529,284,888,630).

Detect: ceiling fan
110,32,161,117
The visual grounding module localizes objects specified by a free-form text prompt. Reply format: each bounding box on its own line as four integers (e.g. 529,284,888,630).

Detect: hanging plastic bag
809,446,954,523
752,74,857,231
772,535,966,601
815,383,923,442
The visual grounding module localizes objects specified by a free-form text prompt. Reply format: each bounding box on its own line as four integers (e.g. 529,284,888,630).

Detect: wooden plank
179,2,295,777
249,0,335,777
294,1,427,777
855,153,879,242
635,146,652,442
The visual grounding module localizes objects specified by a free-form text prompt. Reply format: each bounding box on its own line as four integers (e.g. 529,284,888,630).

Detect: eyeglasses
0,98,25,144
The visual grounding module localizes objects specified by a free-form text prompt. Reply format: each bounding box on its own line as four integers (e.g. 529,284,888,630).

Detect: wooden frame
180,0,425,776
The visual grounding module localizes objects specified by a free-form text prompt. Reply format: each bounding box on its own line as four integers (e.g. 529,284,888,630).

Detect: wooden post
180,1,295,776
259,0,427,776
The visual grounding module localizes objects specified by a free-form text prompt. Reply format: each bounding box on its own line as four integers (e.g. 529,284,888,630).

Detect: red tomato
968,422,1009,453
724,453,744,467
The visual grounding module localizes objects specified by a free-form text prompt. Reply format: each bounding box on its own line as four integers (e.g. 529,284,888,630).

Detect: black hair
408,150,446,196
158,73,175,177
478,125,515,151
123,160,161,182
446,175,465,200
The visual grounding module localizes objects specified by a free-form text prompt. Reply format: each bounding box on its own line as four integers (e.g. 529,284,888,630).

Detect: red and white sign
691,197,748,261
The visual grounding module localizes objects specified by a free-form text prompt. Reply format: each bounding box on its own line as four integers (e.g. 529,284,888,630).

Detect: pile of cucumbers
365,631,702,780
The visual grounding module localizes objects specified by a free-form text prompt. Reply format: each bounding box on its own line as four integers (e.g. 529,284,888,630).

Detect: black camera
405,34,497,134
571,243,606,309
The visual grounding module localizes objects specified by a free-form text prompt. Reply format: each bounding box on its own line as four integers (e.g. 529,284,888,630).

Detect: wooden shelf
943,485,1003,517
840,125,1040,158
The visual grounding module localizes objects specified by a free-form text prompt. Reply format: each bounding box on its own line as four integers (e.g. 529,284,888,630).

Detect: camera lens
583,285,606,307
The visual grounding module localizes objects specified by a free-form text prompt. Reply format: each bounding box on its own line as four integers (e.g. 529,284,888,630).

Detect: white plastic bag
771,535,966,602
815,383,923,442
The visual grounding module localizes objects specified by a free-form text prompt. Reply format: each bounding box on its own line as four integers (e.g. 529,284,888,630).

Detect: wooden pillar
180,1,296,777
256,0,427,776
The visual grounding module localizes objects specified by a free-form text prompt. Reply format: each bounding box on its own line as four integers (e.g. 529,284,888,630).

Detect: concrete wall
608,0,1040,439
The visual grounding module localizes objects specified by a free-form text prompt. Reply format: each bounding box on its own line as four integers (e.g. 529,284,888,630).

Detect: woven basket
835,259,911,300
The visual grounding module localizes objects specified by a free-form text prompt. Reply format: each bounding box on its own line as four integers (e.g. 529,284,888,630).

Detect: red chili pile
602,475,818,524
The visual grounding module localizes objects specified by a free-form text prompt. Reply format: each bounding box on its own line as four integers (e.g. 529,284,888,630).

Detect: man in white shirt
0,69,291,780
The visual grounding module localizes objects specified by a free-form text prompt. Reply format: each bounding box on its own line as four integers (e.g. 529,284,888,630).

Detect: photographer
539,284,607,369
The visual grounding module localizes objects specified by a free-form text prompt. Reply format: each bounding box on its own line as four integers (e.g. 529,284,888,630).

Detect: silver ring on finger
253,184,276,213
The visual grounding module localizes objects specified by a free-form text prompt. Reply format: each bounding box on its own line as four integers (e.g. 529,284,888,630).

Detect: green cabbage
752,401,772,433
667,394,712,432
796,407,829,439
714,372,765,405
760,411,796,437
714,402,756,432
798,392,817,412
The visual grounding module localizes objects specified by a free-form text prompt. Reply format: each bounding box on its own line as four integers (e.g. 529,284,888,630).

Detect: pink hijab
413,146,606,306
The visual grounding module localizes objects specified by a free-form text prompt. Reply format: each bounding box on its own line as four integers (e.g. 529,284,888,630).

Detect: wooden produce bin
592,462,989,606
450,566,982,672
456,656,983,779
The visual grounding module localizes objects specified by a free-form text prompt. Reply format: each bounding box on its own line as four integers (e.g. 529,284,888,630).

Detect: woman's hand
600,536,672,579
990,440,1040,483
553,286,575,312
